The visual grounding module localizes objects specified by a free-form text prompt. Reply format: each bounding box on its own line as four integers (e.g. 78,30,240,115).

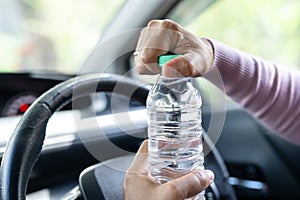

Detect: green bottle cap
158,54,181,68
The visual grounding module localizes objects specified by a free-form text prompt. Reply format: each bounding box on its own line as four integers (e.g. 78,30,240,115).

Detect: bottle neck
156,74,193,84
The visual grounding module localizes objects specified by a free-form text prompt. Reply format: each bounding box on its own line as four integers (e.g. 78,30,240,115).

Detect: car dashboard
0,73,146,196
0,72,300,200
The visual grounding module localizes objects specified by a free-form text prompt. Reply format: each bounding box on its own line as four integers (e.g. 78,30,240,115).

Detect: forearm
204,39,300,145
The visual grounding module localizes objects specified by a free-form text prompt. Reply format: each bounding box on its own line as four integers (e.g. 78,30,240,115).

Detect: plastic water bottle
147,55,205,199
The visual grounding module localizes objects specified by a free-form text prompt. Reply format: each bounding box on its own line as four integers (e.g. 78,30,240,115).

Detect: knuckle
147,19,180,31
147,20,160,27
161,19,180,31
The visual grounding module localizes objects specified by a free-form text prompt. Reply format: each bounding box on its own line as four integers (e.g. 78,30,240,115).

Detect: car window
134,0,299,86
158,0,300,104
169,0,300,70
0,0,125,74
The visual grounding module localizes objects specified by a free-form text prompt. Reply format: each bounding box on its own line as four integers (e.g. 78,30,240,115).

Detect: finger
135,27,167,74
135,26,183,74
135,43,166,75
127,140,148,173
162,55,194,77
135,54,157,75
136,140,148,154
183,52,206,77
123,140,158,200
164,169,214,199
162,51,211,78
141,49,165,74
147,19,184,32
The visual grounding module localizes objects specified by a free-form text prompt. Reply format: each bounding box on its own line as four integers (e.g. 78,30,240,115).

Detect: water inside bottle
148,108,204,183
147,76,205,199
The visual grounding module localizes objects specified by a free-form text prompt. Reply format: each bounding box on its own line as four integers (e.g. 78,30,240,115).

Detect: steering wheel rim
0,73,236,200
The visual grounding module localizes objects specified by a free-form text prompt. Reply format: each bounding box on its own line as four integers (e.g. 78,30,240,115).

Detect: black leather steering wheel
0,73,236,200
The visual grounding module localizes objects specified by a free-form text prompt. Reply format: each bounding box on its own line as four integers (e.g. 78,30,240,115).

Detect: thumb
162,53,204,78
164,169,214,199
162,56,193,78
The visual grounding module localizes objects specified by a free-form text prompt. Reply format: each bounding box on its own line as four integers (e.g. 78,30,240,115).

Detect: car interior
0,0,300,199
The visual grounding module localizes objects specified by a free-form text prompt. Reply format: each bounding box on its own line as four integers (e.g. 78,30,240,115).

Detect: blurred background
0,0,299,74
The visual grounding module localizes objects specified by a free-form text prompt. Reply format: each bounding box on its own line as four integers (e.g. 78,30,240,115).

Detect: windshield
169,0,300,70
0,0,125,74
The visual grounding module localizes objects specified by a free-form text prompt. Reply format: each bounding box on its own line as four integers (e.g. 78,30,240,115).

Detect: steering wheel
0,73,236,200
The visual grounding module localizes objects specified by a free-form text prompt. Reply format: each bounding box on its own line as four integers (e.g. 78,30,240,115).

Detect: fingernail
205,170,214,182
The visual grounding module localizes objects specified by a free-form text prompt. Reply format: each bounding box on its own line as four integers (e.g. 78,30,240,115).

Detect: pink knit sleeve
204,39,300,145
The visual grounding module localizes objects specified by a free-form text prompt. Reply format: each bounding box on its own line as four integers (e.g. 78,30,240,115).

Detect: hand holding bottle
134,19,214,77
124,140,214,200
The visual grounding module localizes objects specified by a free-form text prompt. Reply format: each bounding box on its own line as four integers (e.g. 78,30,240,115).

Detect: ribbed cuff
203,38,258,98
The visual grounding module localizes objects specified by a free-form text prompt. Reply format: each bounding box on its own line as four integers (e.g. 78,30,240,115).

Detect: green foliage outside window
185,0,300,69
